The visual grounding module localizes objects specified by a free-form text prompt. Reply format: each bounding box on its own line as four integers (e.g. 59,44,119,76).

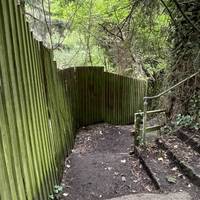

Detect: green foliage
50,0,170,72
174,92,200,130
54,185,63,194
175,92,200,129
165,1,200,117
132,8,170,75
176,114,193,127
188,93,200,118
175,114,199,130
49,185,63,200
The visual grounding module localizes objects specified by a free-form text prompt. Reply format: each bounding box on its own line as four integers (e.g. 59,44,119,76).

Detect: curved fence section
61,67,147,126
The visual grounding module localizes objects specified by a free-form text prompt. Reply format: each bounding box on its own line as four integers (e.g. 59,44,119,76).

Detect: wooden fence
0,1,74,199
0,0,147,199
62,67,147,126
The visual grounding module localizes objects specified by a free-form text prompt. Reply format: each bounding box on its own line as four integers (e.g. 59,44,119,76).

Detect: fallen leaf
145,185,152,192
166,176,177,184
108,167,112,171
158,157,164,161
122,176,126,182
171,167,177,171
121,159,126,164
63,193,69,197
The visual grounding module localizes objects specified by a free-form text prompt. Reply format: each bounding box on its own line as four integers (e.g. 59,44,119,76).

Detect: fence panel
0,1,75,199
62,68,147,126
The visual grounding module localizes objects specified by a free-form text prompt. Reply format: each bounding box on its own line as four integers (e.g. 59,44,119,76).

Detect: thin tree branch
25,12,45,23
159,0,176,25
41,0,53,49
172,0,200,34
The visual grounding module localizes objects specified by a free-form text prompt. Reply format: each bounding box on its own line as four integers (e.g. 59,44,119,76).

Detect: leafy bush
188,93,200,120
176,114,199,130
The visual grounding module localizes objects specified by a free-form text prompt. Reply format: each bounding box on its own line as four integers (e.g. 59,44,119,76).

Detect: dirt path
60,123,156,200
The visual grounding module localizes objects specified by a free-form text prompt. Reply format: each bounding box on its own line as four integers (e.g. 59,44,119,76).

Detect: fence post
142,99,148,145
134,112,143,146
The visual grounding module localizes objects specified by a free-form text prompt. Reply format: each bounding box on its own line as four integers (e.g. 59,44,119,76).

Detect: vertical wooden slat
1,1,148,198
0,64,17,200
32,39,57,195
39,44,58,185
26,26,50,198
8,1,45,198
0,1,30,199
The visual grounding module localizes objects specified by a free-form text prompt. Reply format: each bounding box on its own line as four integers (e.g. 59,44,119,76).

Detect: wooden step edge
156,138,200,187
177,130,200,154
134,146,161,190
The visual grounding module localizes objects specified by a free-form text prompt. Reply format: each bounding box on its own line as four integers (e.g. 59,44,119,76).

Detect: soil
136,145,200,200
59,124,200,200
60,123,157,200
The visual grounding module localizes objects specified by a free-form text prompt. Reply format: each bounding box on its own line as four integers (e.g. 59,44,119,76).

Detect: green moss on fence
62,67,147,126
0,1,147,200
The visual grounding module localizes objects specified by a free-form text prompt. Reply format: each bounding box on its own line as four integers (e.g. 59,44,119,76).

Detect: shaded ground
107,192,192,200
59,124,200,200
135,127,200,200
60,123,156,200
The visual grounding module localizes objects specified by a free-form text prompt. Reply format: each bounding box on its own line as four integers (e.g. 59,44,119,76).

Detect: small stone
121,159,126,164
158,157,164,161
171,167,178,171
122,176,126,182
108,167,112,171
63,193,69,197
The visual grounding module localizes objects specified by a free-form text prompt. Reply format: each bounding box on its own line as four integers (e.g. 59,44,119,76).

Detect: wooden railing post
142,99,148,145
134,112,143,146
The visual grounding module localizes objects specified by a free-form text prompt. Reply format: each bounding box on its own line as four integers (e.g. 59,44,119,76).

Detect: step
134,146,196,192
177,129,200,154
157,136,200,187
106,192,191,200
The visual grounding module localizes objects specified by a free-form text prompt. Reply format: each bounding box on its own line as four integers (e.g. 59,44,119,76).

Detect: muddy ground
60,123,157,200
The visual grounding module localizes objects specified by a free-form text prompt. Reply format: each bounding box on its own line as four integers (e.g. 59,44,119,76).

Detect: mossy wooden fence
0,0,147,199
61,67,147,126
0,1,74,199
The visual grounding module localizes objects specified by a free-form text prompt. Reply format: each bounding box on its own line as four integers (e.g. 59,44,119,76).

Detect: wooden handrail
141,70,200,146
144,70,200,100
